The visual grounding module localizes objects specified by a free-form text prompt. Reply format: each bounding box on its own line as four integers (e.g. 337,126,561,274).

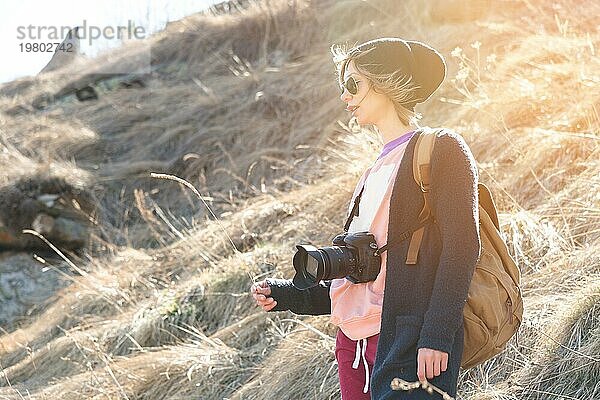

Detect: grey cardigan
267,128,481,398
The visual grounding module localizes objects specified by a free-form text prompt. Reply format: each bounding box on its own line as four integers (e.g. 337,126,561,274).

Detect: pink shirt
329,132,414,340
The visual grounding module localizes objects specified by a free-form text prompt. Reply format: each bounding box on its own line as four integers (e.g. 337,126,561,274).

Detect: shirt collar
376,129,416,160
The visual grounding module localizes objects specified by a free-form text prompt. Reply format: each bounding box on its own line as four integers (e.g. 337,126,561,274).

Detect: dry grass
0,0,598,398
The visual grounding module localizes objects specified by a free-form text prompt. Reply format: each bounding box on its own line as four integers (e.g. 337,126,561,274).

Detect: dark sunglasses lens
340,77,359,95
347,77,358,95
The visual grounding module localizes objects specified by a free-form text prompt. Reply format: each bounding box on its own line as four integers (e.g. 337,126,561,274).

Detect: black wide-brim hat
347,37,447,110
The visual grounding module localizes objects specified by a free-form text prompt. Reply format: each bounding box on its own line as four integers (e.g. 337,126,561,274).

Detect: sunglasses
340,75,361,95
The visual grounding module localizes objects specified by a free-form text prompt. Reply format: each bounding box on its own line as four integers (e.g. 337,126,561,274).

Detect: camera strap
343,178,435,256
373,215,434,256
343,184,366,232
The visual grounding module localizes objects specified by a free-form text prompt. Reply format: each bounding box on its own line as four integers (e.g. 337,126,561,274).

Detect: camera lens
321,246,355,279
306,256,319,279
292,244,357,289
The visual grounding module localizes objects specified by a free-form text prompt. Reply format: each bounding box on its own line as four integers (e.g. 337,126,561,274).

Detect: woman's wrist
265,278,294,311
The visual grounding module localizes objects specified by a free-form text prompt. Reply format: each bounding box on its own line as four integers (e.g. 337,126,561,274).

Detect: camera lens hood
292,244,326,290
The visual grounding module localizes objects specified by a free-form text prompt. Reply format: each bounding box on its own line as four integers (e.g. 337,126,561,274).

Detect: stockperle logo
16,20,147,46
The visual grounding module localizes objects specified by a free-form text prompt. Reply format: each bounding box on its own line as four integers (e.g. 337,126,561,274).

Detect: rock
37,194,60,208
39,27,83,74
0,78,35,98
32,213,87,248
0,252,71,330
75,85,98,101
0,175,94,251
118,78,146,89
31,92,54,110
3,104,31,116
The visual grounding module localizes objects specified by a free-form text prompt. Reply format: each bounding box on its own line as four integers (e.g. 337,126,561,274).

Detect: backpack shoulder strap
406,127,439,264
478,182,500,231
412,128,436,197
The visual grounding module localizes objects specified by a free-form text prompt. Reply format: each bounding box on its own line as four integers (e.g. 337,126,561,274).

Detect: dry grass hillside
0,0,598,398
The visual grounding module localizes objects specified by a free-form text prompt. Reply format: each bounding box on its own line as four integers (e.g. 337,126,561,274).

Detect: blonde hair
330,42,423,127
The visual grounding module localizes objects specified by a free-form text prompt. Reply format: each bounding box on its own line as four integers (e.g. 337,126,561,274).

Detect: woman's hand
417,347,448,383
251,280,277,311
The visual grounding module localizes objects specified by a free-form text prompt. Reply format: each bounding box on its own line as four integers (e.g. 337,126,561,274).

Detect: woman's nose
340,88,351,103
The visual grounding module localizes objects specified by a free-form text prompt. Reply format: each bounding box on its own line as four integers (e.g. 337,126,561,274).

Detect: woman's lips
346,105,359,112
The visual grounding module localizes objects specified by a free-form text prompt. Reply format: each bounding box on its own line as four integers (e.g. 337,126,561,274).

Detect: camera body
292,231,382,290
332,232,381,283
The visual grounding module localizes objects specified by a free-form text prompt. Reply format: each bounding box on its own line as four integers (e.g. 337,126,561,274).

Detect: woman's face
339,60,393,127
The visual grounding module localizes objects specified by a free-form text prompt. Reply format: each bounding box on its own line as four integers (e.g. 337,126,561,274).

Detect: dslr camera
292,231,381,290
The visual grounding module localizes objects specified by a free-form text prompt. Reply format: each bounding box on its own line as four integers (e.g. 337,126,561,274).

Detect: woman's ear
371,83,384,95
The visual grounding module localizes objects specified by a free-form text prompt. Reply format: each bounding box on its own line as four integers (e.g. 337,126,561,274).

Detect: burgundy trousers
335,329,380,400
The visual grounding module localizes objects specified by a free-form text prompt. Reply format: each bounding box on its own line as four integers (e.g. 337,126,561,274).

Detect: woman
251,37,480,399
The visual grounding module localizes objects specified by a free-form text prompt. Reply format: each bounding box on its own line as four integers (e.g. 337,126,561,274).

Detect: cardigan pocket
389,314,423,366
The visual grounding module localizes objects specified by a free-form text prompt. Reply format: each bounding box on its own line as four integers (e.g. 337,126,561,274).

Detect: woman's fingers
417,349,427,382
252,293,266,303
256,294,276,310
253,293,271,304
433,355,441,377
251,281,272,296
441,353,448,372
251,281,275,310
262,299,277,311
256,283,271,296
417,348,448,382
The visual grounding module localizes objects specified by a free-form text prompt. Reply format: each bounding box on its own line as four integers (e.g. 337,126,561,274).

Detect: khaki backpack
409,127,523,369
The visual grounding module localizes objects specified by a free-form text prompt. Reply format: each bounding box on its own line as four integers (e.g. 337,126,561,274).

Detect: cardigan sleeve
264,278,332,315
416,131,481,355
